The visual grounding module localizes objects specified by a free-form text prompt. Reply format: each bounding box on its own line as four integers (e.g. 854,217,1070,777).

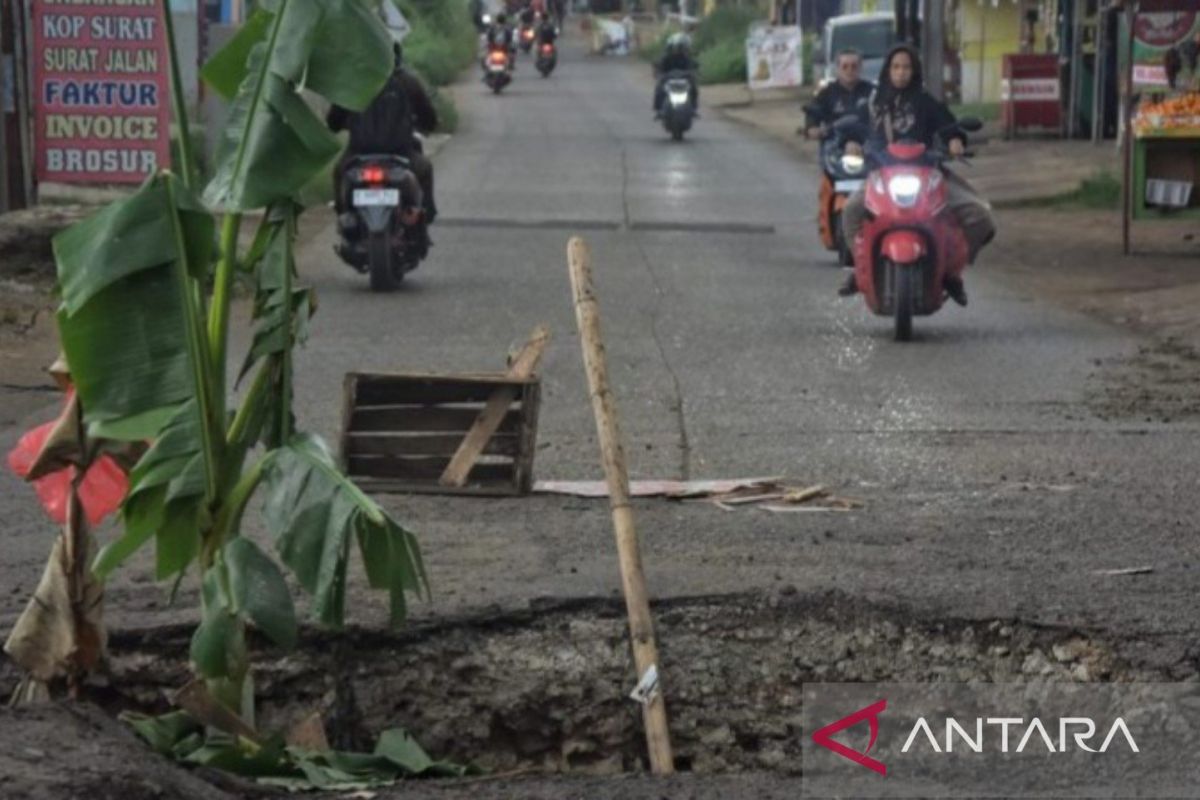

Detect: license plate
834,180,864,193
353,188,399,207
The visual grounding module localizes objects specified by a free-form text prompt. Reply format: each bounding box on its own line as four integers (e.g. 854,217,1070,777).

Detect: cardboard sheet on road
534,478,861,511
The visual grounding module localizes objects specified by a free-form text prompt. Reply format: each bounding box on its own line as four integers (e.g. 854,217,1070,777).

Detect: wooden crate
340,372,541,496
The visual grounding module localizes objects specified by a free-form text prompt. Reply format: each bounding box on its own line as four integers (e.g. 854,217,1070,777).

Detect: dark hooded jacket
326,68,438,155
860,45,964,150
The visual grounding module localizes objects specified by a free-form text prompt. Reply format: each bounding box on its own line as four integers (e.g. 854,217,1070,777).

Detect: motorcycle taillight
361,166,386,184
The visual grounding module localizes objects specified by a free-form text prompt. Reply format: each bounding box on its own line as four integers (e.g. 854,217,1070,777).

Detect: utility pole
923,0,945,101
896,0,921,48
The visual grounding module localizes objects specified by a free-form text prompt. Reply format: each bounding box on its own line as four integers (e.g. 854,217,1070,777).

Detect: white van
815,12,896,90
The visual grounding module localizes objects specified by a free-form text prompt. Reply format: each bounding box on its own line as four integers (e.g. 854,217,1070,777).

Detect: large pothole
15,590,1156,778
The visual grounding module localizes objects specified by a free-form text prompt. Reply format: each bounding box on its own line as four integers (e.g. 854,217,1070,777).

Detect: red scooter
841,118,982,341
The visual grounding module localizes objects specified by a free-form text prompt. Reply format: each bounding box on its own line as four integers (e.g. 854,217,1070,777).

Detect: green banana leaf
125,710,472,788
92,402,208,579
261,434,428,628
201,0,392,110
54,174,214,437
204,59,342,211
238,220,313,384
201,0,393,211
225,536,298,650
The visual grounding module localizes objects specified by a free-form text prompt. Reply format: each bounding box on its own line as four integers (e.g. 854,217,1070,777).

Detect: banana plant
51,0,426,718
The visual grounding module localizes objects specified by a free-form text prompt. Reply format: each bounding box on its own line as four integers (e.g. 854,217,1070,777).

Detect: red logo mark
812,699,888,776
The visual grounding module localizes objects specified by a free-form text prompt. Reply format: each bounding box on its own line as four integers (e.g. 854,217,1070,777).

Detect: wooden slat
514,381,542,494
347,433,520,458
352,374,535,406
349,406,523,434
439,326,550,488
348,456,514,483
350,478,522,497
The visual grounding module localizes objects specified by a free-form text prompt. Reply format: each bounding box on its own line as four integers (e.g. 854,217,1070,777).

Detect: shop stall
1121,0,1200,253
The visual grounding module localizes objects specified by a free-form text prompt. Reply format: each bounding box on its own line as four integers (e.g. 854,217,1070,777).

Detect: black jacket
326,68,438,155
860,89,965,150
537,22,557,44
657,52,697,76
487,24,515,49
805,80,873,130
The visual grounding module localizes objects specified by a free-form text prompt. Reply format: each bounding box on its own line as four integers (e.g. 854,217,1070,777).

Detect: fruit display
1134,91,1200,138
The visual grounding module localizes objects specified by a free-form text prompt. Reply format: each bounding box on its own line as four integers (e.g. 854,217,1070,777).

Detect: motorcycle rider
654,33,699,118
486,11,518,68
804,49,872,139
518,1,537,29
327,43,439,251
837,44,996,306
536,11,558,46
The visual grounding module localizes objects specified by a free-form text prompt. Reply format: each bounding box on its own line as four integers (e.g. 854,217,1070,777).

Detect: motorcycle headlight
668,90,690,105
887,174,923,207
840,154,865,174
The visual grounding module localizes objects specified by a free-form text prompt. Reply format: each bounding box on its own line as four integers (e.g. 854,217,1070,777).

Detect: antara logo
813,700,1140,775
812,699,889,775
901,716,1140,754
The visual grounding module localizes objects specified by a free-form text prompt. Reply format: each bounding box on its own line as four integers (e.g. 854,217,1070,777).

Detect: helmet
666,32,691,55
496,11,507,24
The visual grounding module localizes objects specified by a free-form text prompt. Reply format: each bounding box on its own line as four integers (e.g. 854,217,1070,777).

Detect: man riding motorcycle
654,33,699,118
804,48,872,140
518,2,537,28
536,12,558,46
486,12,518,68
327,44,439,251
837,44,996,306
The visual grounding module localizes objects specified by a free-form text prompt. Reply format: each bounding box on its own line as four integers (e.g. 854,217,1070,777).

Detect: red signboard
32,0,171,185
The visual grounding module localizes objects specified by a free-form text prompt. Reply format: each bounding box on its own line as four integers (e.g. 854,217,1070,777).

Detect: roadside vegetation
999,170,1122,210
394,0,478,132
642,4,764,85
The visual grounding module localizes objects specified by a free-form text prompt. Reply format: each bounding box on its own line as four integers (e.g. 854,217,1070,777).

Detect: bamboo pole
0,6,9,212
567,237,674,775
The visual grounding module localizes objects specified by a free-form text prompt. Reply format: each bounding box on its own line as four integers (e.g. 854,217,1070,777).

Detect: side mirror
958,116,983,132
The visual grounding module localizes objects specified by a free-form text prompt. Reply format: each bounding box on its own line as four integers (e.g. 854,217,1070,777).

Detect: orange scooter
816,135,866,265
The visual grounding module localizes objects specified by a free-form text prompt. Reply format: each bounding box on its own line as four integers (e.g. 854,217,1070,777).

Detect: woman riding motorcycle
838,45,996,306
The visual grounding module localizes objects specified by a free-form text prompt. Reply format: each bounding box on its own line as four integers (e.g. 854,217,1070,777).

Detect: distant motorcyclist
518,2,537,27
536,12,558,45
804,49,872,139
837,44,996,305
654,33,698,117
327,44,439,245
486,11,518,66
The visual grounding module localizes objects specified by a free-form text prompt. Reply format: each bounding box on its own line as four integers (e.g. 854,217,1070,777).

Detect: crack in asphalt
621,145,692,480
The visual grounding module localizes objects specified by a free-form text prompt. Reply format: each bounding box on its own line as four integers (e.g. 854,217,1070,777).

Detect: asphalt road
3,36,1199,674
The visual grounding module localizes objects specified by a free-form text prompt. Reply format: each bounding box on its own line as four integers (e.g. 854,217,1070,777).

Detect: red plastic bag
7,414,128,526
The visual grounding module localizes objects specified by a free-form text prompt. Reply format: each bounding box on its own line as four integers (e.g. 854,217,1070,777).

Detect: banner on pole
32,0,171,184
746,25,804,91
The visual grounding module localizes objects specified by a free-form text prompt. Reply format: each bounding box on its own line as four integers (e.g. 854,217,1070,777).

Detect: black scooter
660,70,697,141
536,41,558,77
335,153,426,292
